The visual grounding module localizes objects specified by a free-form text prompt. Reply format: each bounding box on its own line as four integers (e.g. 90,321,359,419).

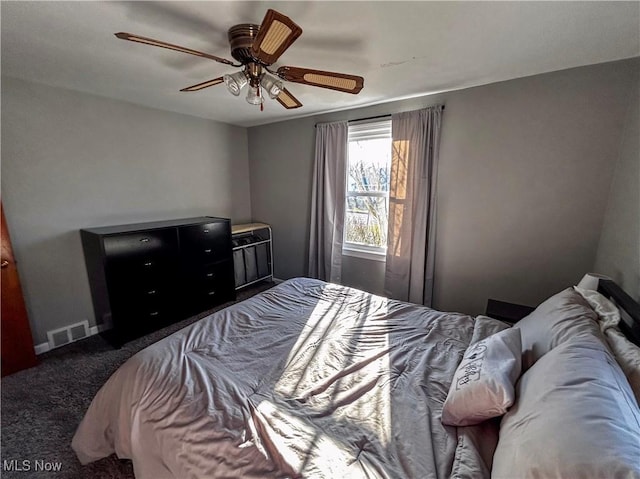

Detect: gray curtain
308,121,348,283
384,106,443,305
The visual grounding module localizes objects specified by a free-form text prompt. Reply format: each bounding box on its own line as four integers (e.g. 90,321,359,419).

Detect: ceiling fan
115,9,364,110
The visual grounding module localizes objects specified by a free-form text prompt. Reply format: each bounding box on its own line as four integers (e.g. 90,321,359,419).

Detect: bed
72,277,640,479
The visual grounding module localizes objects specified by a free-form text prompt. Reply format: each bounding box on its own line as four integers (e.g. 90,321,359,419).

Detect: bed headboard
598,279,640,346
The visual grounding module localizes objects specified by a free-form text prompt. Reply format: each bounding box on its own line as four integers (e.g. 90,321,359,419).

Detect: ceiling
2,1,639,127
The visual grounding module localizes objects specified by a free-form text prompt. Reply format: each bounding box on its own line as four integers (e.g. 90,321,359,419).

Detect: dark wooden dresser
81,217,235,346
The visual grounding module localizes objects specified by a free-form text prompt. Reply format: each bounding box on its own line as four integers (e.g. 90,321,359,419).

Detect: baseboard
34,324,103,355
34,342,49,355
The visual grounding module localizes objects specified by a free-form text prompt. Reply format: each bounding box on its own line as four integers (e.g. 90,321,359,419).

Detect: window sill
342,246,386,262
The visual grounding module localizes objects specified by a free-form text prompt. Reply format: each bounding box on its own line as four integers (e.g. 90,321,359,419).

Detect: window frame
343,117,392,261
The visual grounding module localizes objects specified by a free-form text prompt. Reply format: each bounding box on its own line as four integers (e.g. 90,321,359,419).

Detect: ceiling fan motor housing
228,24,261,64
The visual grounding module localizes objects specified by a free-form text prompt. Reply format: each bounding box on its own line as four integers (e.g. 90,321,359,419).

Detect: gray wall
595,69,640,300
249,59,639,315
1,77,252,344
341,255,385,296
247,115,316,281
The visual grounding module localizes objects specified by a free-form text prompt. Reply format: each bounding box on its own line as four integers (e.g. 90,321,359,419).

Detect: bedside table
485,299,535,325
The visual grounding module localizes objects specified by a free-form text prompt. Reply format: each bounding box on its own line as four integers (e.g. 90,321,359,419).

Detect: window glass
344,119,392,253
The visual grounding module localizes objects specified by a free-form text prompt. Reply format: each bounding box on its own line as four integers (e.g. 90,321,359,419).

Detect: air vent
46,320,89,349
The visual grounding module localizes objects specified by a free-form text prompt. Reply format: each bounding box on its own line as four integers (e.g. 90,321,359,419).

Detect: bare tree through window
345,122,392,251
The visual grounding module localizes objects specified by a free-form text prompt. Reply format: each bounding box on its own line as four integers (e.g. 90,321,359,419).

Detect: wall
248,59,638,315
1,77,252,345
594,69,640,300
341,255,385,296
247,116,316,281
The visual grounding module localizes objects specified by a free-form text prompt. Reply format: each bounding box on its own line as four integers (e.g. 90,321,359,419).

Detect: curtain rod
348,114,391,123
313,114,388,128
315,105,445,128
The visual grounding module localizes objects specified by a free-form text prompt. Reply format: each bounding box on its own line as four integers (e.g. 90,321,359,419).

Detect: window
343,118,392,260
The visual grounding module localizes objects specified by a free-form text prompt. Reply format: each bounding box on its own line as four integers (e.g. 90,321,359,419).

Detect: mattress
72,278,504,478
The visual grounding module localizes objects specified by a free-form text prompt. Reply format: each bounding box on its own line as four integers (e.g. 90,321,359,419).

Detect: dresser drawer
107,254,177,281
113,300,177,339
108,277,173,304
183,260,234,312
115,304,175,340
104,230,178,261
190,281,235,311
191,260,233,284
185,261,234,293
179,222,231,264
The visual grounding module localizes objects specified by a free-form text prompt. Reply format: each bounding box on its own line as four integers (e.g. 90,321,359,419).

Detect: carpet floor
0,281,275,479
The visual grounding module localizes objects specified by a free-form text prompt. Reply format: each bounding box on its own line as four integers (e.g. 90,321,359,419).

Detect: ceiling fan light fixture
260,73,284,100
223,71,248,96
246,86,264,105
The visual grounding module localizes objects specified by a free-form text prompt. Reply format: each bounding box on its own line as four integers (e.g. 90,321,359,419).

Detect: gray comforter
72,278,504,478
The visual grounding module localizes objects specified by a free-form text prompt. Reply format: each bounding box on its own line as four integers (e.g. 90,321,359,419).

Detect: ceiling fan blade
115,32,235,66
251,10,302,65
276,87,303,109
277,66,364,94
180,77,225,92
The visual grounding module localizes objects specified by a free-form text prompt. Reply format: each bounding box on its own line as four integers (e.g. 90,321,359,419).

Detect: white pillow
603,328,640,406
514,288,599,370
493,335,640,479
441,328,521,426
574,286,621,330
573,286,640,405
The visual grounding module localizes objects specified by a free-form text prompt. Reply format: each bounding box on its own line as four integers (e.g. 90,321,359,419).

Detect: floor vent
46,320,90,349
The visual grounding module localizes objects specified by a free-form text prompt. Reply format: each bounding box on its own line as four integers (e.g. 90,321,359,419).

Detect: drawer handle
147,290,156,295
204,249,212,253
203,229,209,234
206,272,214,278
207,291,216,296
144,261,153,267
149,311,159,317
140,238,150,243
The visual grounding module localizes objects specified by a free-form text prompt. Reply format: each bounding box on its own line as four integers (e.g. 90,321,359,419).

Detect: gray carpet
0,281,274,479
